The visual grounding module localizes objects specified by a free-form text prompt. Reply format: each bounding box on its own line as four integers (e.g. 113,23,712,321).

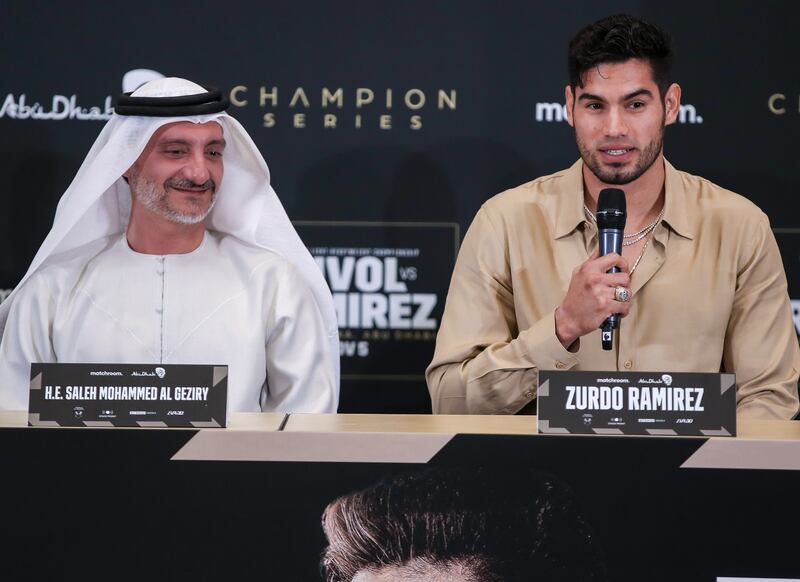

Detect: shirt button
524,390,534,399
555,361,566,369
624,360,633,369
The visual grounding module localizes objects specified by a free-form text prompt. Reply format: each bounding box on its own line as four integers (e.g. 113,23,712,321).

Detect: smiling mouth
603,149,631,156
172,187,210,193
165,178,216,194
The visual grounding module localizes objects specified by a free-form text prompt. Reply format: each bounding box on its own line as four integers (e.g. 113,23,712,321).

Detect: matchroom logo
534,101,704,124
228,84,458,130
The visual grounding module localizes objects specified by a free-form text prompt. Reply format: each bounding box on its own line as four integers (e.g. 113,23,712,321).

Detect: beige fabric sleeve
724,212,800,420
426,206,578,414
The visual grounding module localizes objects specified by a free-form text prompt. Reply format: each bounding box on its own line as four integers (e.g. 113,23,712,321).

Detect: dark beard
578,130,664,185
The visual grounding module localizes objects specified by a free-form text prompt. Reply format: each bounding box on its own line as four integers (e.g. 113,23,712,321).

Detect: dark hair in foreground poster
321,466,607,581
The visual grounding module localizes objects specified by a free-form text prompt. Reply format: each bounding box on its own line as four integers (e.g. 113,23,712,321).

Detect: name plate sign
28,363,228,428
537,371,736,436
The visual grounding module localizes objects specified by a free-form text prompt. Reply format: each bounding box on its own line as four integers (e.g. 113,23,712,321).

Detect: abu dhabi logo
534,101,704,124
130,366,165,378
661,374,673,386
0,68,165,122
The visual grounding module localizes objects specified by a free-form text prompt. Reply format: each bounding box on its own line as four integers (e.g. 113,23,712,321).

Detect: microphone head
596,188,627,230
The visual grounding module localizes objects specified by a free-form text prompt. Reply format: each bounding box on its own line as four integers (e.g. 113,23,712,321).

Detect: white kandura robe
0,231,337,413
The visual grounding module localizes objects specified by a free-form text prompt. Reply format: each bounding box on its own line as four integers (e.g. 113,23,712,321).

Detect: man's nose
603,107,628,137
184,152,211,184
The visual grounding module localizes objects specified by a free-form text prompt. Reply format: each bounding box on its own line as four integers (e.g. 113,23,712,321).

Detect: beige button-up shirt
426,160,800,419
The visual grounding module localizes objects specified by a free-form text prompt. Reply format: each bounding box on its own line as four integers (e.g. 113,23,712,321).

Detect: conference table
1,411,798,581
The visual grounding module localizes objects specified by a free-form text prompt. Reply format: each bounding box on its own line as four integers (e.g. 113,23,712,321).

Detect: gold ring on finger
614,286,631,302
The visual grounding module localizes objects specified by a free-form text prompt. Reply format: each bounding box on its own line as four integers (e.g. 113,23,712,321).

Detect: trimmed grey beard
130,175,217,225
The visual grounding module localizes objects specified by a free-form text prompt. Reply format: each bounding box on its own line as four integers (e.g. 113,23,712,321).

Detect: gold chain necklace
583,202,663,276
629,232,653,276
583,205,665,246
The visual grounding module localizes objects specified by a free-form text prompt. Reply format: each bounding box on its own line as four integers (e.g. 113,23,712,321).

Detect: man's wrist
554,306,579,351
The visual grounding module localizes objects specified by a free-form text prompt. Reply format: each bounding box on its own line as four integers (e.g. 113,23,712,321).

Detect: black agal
114,86,229,117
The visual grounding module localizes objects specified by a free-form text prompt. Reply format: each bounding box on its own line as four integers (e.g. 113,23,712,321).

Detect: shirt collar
554,158,694,240
661,159,693,240
553,160,588,239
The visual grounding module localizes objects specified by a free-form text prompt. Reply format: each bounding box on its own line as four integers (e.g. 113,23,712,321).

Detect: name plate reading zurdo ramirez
28,363,228,428
537,371,736,437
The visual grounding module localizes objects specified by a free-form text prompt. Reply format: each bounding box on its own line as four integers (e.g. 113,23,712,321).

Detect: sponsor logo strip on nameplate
537,371,736,436
28,363,228,428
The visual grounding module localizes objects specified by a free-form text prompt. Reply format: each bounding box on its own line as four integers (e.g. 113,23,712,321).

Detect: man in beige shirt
427,14,800,419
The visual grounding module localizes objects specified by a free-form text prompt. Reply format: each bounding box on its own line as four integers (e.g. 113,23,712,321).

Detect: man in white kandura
0,77,339,413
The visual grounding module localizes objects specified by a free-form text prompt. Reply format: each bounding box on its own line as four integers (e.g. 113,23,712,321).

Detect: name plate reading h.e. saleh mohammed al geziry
28,363,228,428
537,370,736,436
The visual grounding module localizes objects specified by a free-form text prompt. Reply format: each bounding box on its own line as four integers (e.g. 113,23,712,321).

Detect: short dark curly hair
568,14,673,97
321,467,607,582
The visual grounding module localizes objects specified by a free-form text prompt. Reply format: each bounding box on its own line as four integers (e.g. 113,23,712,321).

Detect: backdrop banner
2,1,798,411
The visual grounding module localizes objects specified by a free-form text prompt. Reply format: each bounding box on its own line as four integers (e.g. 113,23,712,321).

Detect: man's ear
564,85,575,127
664,83,682,126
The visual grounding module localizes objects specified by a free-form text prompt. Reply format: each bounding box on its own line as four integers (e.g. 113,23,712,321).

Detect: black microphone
596,188,626,351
